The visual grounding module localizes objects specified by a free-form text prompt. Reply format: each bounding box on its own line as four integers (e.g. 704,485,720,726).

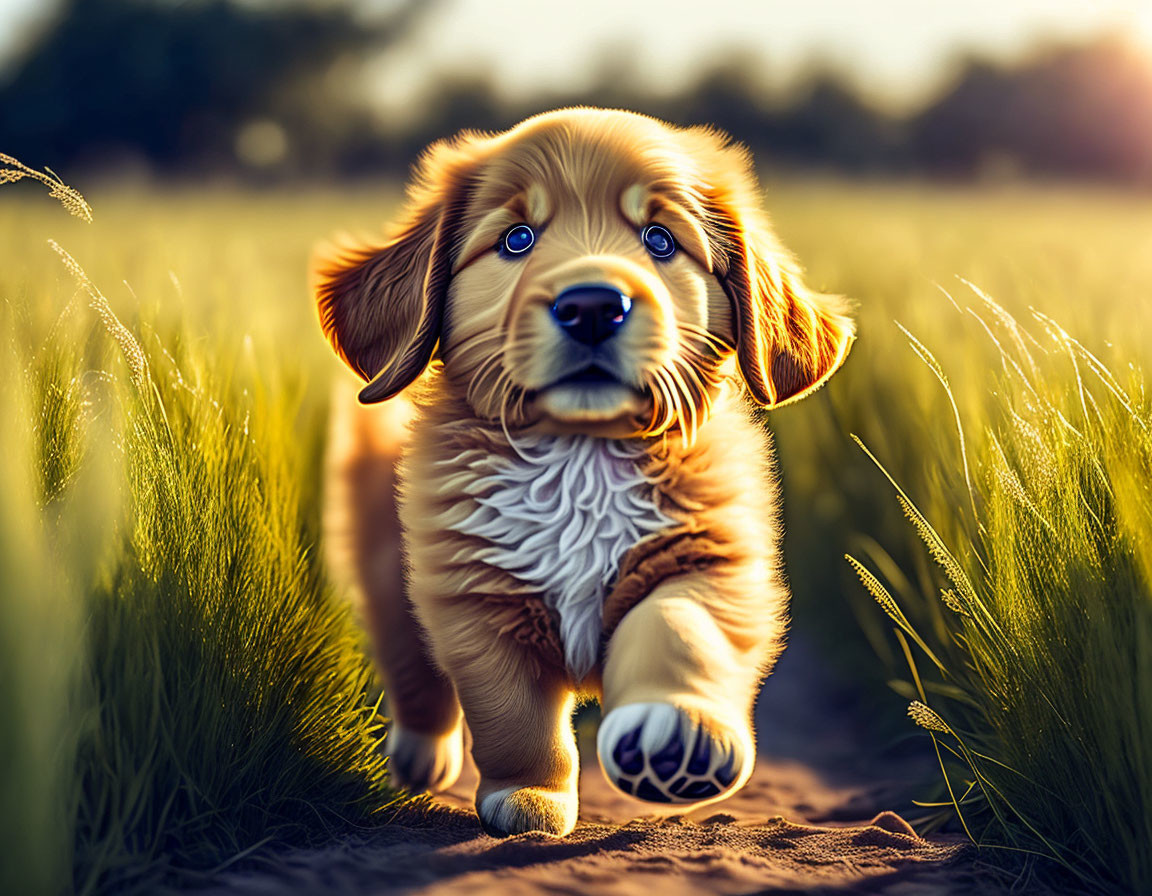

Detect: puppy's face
315,109,854,440
444,126,736,438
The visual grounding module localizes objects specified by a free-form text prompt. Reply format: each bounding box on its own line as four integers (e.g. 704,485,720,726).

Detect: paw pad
598,702,747,805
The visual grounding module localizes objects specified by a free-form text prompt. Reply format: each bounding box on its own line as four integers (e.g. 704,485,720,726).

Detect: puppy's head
314,108,854,440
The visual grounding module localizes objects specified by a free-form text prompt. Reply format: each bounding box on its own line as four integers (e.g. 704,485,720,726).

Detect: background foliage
2,0,1151,182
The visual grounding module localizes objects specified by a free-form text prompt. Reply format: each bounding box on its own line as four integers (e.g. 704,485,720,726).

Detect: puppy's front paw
597,702,753,804
383,722,463,793
477,785,578,837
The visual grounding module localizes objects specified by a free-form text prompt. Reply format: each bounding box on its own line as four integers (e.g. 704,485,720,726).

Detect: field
0,175,1149,894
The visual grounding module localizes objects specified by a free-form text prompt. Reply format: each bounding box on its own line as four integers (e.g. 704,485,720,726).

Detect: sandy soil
189,638,1008,896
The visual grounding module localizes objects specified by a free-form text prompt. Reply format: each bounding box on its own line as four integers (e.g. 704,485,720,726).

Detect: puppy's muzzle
550,283,632,346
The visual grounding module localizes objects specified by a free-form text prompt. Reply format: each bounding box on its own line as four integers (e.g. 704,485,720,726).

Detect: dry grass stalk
47,240,147,385
0,153,92,223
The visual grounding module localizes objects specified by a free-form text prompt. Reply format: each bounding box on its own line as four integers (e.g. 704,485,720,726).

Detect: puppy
315,107,853,837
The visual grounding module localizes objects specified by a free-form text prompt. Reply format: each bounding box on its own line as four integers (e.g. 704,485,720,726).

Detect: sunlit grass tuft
0,171,399,895
72,303,397,894
847,287,1152,893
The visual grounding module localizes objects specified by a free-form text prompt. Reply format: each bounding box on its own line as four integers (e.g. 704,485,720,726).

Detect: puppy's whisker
651,367,683,440
673,355,713,410
496,373,517,418
443,333,505,371
465,349,511,408
667,366,697,447
500,334,546,354
677,322,731,350
642,370,675,437
464,351,498,389
499,380,538,461
654,369,680,434
493,369,517,440
503,373,527,426
447,331,504,353
677,340,728,377
658,364,682,424
482,363,530,453
673,359,710,448
465,366,500,410
674,340,723,369
671,355,710,448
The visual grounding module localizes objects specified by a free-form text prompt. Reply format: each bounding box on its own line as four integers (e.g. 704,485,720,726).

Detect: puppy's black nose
550,284,632,346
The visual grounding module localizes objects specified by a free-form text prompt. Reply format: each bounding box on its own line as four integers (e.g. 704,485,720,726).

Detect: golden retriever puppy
315,107,853,837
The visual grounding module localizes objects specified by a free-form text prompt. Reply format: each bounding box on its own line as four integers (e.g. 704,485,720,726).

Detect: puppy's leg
325,391,462,792
447,641,578,837
374,599,463,794
598,576,772,806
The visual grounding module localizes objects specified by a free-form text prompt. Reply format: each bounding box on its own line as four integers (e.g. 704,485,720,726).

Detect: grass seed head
846,554,906,627
940,588,970,616
46,182,93,223
896,494,981,610
908,700,951,733
0,153,92,222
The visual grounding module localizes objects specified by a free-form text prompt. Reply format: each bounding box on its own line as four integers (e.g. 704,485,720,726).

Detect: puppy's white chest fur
449,435,674,679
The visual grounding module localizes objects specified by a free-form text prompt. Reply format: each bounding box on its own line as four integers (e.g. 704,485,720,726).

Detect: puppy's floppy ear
720,218,855,407
312,136,482,404
698,136,855,408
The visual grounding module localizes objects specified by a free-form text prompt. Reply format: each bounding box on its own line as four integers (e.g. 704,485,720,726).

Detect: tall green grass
769,184,1152,688
846,285,1152,893
759,184,1152,891
0,165,397,895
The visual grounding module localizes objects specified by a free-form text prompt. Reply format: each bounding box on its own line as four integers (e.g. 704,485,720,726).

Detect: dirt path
191,638,994,895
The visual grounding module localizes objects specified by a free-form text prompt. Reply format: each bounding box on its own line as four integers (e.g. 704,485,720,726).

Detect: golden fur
315,108,854,836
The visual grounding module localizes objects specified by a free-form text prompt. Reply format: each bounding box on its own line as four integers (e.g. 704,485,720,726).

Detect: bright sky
3,0,1152,112
362,0,1152,112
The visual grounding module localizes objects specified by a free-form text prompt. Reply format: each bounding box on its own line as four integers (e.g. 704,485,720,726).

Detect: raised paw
597,702,752,805
477,784,578,837
383,722,463,793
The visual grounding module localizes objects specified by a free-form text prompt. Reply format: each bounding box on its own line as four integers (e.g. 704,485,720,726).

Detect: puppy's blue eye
642,224,676,259
500,224,535,256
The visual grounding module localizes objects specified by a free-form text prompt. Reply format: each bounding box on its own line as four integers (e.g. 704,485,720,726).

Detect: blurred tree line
2,0,1151,184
